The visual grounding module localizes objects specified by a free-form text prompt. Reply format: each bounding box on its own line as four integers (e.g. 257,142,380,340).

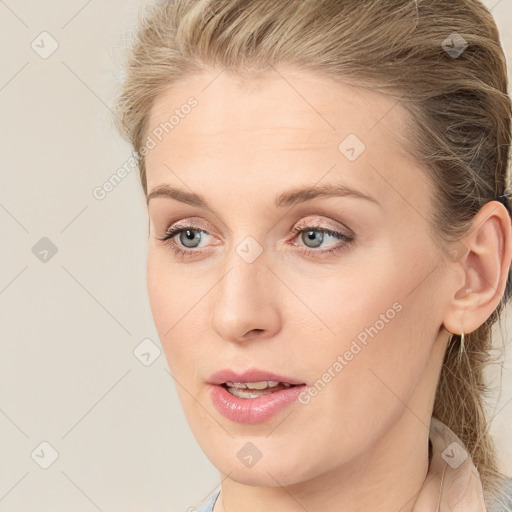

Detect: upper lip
208,368,306,386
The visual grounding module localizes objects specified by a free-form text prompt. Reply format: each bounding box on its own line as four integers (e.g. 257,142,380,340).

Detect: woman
112,0,512,510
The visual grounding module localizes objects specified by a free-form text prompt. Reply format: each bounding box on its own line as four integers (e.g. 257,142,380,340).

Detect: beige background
1,1,511,511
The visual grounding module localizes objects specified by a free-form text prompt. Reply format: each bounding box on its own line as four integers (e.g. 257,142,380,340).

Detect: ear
442,200,512,336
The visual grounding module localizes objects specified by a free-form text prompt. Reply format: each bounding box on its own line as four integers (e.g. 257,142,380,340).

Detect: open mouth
209,375,307,423
221,380,301,399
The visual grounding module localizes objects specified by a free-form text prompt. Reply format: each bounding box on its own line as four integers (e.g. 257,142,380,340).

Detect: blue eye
156,225,210,257
290,224,354,256
156,223,354,258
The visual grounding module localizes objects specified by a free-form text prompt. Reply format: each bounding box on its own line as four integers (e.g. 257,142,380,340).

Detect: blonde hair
112,0,512,508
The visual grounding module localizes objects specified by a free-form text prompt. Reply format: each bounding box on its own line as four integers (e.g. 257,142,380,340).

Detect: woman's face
144,67,451,486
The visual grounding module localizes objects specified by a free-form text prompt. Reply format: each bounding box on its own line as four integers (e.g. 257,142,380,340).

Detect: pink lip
207,368,306,424
207,368,306,386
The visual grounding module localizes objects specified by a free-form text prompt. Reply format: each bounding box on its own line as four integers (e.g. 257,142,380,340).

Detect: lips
207,368,307,424
207,368,306,386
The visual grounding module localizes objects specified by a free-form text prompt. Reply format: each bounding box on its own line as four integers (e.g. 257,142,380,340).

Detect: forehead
144,67,430,216
148,67,405,141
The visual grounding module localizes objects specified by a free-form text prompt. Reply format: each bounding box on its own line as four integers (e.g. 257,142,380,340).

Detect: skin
143,67,512,512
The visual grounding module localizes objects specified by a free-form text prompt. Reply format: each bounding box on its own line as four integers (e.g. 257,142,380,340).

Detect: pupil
181,229,201,248
304,229,323,248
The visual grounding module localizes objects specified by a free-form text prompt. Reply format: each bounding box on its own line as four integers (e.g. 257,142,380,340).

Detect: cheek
293,256,432,413
146,250,188,365
146,248,210,375
286,259,402,351
146,249,171,335
294,302,429,465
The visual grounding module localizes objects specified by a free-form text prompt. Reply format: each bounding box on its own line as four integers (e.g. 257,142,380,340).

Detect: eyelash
156,222,355,259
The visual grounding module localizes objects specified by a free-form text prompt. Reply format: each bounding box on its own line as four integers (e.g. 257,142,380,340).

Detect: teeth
225,380,280,389
222,381,299,398
246,380,279,389
224,382,246,389
227,388,275,399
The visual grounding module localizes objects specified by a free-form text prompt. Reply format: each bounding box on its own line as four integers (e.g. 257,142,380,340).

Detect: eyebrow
146,182,380,210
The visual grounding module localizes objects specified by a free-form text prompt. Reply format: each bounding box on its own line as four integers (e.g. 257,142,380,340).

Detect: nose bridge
218,233,268,307
209,233,281,339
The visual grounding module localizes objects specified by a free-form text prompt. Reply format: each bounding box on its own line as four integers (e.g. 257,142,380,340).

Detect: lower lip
208,384,306,424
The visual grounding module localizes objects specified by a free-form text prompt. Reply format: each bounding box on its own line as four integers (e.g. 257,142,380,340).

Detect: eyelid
292,215,353,236
161,217,214,237
159,214,350,241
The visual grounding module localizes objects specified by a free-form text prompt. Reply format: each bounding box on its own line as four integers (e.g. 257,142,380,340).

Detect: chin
211,453,309,487
196,431,321,486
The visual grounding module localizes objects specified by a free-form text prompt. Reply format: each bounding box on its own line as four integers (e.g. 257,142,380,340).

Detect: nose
209,241,282,344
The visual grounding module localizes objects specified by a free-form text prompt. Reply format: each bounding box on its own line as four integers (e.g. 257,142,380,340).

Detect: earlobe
442,200,512,337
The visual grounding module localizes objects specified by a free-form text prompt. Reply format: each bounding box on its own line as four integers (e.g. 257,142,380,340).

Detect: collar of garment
412,416,486,511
